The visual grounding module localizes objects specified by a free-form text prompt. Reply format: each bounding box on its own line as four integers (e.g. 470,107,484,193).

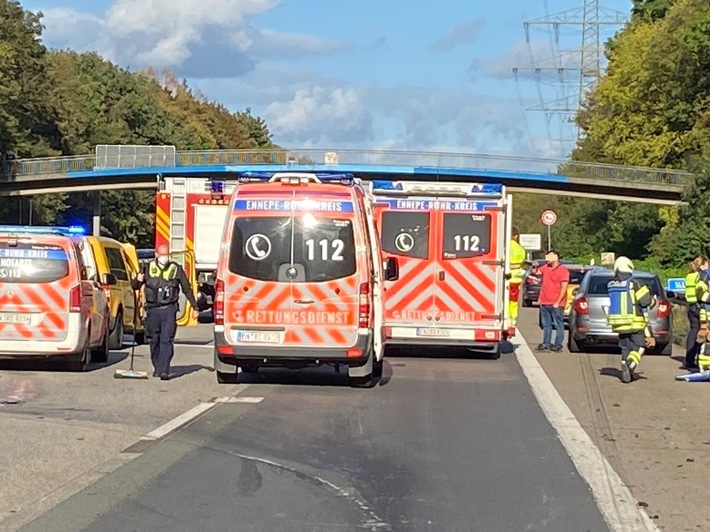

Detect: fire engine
154,176,234,325
368,180,513,357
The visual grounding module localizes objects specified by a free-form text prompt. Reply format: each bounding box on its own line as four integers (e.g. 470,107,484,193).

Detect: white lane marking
213,396,264,404
139,402,217,441
514,334,660,532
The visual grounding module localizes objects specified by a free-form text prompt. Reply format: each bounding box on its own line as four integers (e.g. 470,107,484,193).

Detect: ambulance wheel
350,375,377,388
90,328,110,363
68,341,91,372
372,358,383,378
217,370,239,384
486,344,501,360
109,311,124,350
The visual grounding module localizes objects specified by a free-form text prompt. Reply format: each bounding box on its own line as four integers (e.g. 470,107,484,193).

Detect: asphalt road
18,337,611,532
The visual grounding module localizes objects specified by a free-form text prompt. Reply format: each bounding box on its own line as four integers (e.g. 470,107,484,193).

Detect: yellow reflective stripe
633,285,650,301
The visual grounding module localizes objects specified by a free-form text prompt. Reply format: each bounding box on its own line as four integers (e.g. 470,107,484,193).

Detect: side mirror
666,290,676,299
383,257,399,281
102,273,117,286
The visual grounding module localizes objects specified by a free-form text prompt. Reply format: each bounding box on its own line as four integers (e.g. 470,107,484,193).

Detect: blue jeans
539,305,564,348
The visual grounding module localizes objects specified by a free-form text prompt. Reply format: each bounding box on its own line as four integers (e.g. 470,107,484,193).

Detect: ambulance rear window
0,242,70,283
380,211,429,259
442,213,492,259
230,216,357,282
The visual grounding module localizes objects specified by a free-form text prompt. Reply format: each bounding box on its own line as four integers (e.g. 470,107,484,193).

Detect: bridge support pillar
92,191,101,236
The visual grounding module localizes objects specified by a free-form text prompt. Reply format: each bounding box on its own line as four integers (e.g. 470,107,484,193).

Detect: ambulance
369,181,512,357
213,171,399,386
0,225,110,370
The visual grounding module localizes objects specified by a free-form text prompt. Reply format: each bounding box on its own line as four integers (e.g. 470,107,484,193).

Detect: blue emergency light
370,180,503,195
210,180,225,194
239,171,355,185
0,225,86,236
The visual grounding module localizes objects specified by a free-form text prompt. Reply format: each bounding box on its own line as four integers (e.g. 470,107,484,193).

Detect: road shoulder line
514,336,660,532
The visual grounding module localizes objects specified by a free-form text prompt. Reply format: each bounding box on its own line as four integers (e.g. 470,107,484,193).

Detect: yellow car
564,265,592,322
79,237,145,347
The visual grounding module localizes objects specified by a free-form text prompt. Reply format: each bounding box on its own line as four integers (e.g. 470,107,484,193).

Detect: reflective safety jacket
507,239,526,284
685,272,700,304
607,276,653,335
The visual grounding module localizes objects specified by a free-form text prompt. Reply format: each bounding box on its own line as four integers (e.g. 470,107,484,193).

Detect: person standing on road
607,256,655,384
506,227,527,332
132,244,200,380
685,256,710,371
532,250,569,352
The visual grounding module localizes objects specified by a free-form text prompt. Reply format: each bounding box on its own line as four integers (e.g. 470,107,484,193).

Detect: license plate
416,327,450,337
0,313,31,325
234,330,281,344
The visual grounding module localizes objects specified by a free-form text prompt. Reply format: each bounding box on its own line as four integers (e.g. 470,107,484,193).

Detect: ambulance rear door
373,196,436,331
433,196,505,339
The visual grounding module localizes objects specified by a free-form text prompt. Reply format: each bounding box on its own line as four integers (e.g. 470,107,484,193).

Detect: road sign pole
547,225,551,251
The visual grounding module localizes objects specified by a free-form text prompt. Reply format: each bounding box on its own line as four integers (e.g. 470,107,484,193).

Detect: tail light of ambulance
359,283,371,328
69,285,82,312
214,279,225,325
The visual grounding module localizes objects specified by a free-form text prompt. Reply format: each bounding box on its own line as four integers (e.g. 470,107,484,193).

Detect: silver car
567,267,673,355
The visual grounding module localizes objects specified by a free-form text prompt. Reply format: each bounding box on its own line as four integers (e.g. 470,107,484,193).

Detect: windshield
0,242,70,284
587,274,661,296
229,216,356,282
569,270,588,284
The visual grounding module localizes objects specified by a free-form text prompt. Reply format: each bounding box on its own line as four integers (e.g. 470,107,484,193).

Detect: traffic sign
667,278,685,292
519,233,541,251
541,210,557,226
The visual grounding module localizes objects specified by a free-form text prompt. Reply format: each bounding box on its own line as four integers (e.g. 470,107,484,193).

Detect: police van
369,181,512,358
213,172,399,386
0,225,111,370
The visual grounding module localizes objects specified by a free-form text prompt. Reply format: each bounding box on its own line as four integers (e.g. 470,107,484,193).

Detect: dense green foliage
513,0,710,276
0,1,274,247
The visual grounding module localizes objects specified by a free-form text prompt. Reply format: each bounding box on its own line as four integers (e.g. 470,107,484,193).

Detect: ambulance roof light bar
238,171,355,186
370,180,503,197
0,225,86,236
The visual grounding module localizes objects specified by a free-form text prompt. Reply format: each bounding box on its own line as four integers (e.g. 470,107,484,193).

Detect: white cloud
39,1,349,78
263,85,374,145
431,17,486,52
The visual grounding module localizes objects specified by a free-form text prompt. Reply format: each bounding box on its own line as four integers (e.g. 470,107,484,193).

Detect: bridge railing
7,148,694,188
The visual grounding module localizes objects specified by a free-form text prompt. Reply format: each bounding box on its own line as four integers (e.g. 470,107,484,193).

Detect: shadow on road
169,364,214,379
0,350,131,373
234,361,395,389
599,366,648,381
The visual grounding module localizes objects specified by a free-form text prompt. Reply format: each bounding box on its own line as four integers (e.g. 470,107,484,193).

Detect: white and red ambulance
369,180,512,357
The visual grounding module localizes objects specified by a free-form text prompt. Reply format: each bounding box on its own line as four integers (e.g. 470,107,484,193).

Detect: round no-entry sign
541,210,557,226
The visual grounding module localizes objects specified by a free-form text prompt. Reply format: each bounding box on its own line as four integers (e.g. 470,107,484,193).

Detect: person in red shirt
532,250,570,352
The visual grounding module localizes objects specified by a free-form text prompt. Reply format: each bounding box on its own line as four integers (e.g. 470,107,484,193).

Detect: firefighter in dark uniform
132,244,199,380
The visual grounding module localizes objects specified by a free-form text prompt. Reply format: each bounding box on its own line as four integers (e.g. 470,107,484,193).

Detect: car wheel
68,338,91,372
109,311,124,350
568,334,581,353
656,342,673,356
90,327,110,363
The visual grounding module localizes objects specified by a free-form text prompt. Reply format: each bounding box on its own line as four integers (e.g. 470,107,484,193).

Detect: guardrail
3,148,695,189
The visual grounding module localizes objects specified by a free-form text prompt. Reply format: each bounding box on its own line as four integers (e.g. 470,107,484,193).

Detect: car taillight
214,279,225,325
69,285,82,312
574,297,589,315
359,283,370,328
657,299,670,319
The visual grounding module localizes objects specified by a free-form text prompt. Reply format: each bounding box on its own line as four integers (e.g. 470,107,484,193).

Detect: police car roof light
0,225,86,236
239,171,355,186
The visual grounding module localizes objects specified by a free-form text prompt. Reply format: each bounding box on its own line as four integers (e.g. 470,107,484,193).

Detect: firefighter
607,256,655,383
506,227,527,332
132,244,199,380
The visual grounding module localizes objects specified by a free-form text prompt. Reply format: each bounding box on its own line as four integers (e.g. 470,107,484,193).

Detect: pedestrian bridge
0,146,692,204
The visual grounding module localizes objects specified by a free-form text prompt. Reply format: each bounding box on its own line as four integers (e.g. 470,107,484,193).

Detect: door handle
439,271,445,281
294,299,315,305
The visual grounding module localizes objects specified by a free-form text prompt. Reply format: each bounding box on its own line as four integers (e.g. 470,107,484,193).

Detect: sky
23,0,634,160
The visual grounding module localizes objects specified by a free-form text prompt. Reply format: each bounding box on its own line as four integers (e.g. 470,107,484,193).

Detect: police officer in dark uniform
132,244,199,380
